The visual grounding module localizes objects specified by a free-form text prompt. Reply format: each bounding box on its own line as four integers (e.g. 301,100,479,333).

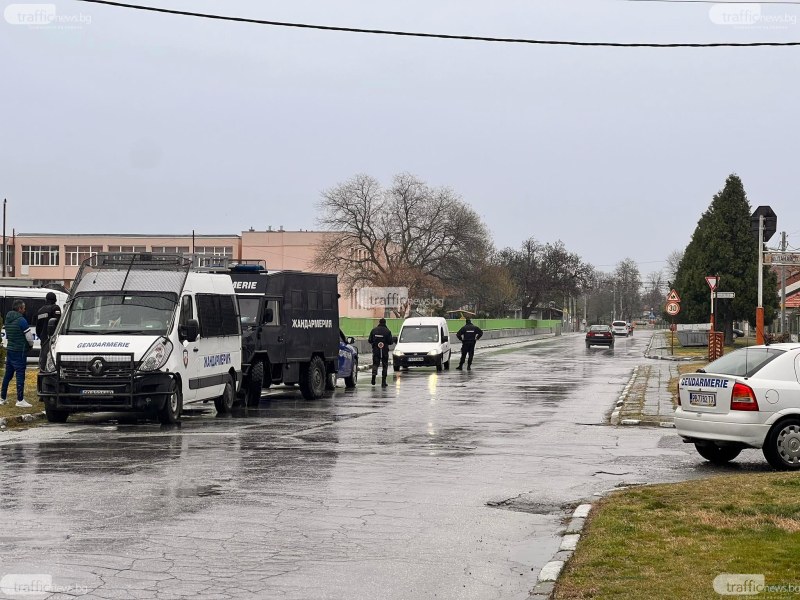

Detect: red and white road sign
705,276,719,290
666,302,681,316
667,289,681,303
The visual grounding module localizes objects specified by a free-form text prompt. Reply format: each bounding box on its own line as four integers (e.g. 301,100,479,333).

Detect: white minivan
0,286,69,357
392,316,452,372
38,253,242,424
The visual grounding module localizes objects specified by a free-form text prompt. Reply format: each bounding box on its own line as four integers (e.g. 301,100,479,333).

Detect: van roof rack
72,252,193,297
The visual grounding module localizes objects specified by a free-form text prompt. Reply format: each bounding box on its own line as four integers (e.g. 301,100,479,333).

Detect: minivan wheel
436,358,443,372
300,356,326,400
694,443,742,465
158,380,182,424
214,376,235,414
763,418,800,470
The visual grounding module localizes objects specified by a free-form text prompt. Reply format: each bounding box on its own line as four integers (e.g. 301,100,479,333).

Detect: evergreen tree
672,174,778,337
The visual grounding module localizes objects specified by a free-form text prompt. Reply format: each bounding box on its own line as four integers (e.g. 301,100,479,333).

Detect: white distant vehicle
393,316,452,372
0,286,69,356
675,343,800,470
611,320,628,337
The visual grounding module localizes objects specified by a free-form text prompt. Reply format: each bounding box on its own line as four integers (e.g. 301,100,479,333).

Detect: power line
74,0,800,48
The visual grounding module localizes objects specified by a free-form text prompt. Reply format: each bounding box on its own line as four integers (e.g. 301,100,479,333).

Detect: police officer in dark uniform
368,318,393,387
456,318,483,371
36,292,62,371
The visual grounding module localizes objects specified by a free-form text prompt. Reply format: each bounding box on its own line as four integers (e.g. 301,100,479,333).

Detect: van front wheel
159,380,182,424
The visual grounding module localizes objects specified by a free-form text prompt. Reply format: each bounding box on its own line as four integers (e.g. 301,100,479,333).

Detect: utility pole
781,231,787,334
2,198,6,279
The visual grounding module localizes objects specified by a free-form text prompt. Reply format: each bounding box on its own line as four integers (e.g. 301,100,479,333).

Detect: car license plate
408,357,424,362
81,389,114,396
689,392,716,407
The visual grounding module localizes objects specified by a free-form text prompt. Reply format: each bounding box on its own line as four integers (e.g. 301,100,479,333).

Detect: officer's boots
371,372,376,385
381,377,388,388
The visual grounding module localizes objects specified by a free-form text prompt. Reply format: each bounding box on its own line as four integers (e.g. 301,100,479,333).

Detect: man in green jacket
1,299,35,408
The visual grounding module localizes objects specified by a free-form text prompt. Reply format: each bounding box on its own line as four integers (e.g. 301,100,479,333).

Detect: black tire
443,355,450,370
586,342,591,348
694,443,742,465
436,358,443,372
325,368,336,391
45,405,69,423
214,376,235,414
300,356,326,400
344,357,358,389
245,362,264,407
763,418,800,470
158,380,182,425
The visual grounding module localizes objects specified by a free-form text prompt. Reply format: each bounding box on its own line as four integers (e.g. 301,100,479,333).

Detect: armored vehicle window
322,291,333,310
291,290,303,309
265,299,280,326
308,291,319,310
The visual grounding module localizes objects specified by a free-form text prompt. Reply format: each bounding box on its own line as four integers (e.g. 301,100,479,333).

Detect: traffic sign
751,206,777,242
705,276,718,290
666,289,681,302
666,302,681,316
716,291,735,299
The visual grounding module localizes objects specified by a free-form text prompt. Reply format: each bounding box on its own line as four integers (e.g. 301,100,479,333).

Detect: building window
195,246,233,257
151,246,190,254
21,246,60,267
65,245,103,266
108,245,146,253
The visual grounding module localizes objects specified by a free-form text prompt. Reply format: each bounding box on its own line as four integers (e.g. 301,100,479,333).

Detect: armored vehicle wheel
45,405,69,423
245,362,264,407
158,381,182,425
214,376,235,414
300,356,326,400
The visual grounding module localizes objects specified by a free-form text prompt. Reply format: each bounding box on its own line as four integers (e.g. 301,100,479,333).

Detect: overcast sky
3,0,799,276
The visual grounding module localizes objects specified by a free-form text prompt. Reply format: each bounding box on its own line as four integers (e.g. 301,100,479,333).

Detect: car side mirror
442,335,449,343
264,308,274,324
180,319,199,343
47,318,58,337
392,336,398,345
347,336,355,345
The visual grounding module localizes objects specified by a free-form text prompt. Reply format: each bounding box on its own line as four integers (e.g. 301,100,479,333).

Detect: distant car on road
586,324,614,348
611,320,629,337
675,343,800,469
337,331,358,389
733,328,744,338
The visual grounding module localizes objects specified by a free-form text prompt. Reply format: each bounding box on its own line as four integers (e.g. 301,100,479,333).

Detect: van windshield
399,325,439,343
64,292,178,335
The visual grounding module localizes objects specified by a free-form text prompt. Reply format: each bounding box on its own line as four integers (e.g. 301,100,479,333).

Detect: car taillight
731,382,759,411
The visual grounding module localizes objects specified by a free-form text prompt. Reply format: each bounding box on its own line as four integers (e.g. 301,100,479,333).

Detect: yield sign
667,289,681,303
705,276,718,290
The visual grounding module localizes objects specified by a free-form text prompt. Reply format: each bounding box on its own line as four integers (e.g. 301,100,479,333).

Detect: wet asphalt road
0,332,775,600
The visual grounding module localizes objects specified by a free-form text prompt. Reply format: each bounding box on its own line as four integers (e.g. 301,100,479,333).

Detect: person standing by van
456,318,483,371
368,318,393,387
36,291,62,371
1,299,34,408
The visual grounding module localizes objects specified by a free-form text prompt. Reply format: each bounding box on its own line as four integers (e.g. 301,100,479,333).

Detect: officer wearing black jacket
456,318,483,371
36,292,62,371
368,318,393,387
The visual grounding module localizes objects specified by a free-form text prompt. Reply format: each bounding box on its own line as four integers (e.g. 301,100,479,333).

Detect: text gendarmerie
291,319,333,329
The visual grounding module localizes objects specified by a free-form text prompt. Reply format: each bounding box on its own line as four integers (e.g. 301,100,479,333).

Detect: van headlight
44,343,57,373
393,351,404,357
427,349,441,356
138,337,173,372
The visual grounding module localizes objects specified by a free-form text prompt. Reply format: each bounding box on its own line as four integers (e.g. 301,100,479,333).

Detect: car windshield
399,325,439,343
701,347,786,378
64,292,178,335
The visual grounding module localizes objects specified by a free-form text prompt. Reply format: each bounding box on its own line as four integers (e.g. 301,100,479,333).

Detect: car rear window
700,347,785,378
612,321,626,327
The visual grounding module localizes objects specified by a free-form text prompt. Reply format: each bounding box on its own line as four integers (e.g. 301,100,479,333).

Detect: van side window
265,299,280,326
196,294,240,338
179,295,193,326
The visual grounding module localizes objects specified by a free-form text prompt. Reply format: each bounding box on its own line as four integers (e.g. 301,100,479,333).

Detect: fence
340,317,561,338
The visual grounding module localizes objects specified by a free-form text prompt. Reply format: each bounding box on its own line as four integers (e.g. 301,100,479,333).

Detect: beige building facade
3,230,377,317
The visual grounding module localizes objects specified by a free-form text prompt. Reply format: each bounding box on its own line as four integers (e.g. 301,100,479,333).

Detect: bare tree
314,173,490,316
666,249,684,284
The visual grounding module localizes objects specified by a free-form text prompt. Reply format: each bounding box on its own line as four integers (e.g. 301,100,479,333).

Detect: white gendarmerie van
37,253,242,424
392,316,452,372
0,286,69,356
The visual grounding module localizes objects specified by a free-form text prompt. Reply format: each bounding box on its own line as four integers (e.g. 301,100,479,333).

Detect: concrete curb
528,503,593,599
644,331,704,362
0,410,47,429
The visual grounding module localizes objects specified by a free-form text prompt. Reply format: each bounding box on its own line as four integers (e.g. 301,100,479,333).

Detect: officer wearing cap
36,291,62,371
368,318,394,387
456,318,483,371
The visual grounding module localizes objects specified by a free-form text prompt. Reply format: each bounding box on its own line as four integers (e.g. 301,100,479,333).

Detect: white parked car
674,343,800,469
611,320,628,336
